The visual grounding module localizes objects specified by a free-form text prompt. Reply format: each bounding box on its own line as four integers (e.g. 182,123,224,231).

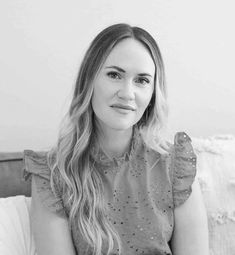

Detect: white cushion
0,196,36,255
192,135,235,255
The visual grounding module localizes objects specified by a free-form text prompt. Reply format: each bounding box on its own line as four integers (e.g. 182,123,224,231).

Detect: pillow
0,195,36,255
192,134,235,255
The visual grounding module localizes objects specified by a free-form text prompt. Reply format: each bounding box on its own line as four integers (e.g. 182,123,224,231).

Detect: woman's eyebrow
105,65,153,77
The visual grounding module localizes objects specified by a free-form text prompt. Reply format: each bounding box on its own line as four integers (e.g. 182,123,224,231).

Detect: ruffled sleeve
171,132,197,207
22,150,66,217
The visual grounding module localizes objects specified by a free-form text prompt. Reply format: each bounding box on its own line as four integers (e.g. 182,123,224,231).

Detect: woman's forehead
103,38,155,75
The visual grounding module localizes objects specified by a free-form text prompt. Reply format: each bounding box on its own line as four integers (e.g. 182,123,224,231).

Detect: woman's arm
30,176,76,255
171,177,210,255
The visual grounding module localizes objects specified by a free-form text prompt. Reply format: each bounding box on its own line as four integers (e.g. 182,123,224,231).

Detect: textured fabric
0,195,36,255
192,135,235,255
22,129,197,255
23,151,66,218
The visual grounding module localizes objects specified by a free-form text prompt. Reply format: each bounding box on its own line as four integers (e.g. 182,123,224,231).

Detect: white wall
0,0,234,152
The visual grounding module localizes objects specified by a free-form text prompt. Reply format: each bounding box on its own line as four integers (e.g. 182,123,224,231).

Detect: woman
23,23,209,255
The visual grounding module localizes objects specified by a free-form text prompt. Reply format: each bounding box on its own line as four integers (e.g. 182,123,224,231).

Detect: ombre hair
47,23,170,255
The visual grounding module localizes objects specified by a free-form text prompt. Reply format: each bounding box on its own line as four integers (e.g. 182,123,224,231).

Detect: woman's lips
111,104,136,111
110,104,136,115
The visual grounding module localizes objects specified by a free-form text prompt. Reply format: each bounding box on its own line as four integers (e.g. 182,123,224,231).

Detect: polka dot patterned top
22,128,197,255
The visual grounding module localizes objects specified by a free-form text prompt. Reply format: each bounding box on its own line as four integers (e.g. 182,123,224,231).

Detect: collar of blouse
90,125,142,167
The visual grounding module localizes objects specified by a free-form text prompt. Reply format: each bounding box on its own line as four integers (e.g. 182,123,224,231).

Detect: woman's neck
97,125,133,159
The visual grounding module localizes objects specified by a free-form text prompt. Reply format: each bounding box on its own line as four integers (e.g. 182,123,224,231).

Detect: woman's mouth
110,104,136,115
111,103,136,111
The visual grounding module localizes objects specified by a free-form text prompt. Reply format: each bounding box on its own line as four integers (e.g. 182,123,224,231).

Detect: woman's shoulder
168,131,197,175
22,149,66,216
172,131,195,153
156,131,196,158
22,149,51,181
168,131,197,207
23,149,48,161
144,131,197,206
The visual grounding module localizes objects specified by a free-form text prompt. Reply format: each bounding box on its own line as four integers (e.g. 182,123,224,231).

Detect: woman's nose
117,80,135,101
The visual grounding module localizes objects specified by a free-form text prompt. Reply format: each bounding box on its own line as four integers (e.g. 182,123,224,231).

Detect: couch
0,135,235,255
0,152,30,198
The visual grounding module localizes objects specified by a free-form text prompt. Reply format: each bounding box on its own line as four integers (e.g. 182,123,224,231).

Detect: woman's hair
47,23,170,255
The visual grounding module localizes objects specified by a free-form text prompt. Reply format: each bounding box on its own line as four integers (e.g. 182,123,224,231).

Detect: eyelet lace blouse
22,129,197,255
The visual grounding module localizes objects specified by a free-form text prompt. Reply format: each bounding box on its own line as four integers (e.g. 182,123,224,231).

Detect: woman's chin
101,120,135,132
94,115,140,132
107,122,134,131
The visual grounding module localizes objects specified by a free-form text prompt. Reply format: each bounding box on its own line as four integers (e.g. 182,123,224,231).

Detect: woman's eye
107,71,121,79
136,77,150,85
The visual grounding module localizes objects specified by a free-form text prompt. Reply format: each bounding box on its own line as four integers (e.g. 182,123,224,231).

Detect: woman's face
91,38,155,132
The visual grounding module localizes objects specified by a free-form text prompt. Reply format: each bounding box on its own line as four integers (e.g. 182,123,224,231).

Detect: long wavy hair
47,23,170,255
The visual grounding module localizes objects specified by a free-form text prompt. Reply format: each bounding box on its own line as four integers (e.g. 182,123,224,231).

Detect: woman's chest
74,159,174,254
104,163,174,245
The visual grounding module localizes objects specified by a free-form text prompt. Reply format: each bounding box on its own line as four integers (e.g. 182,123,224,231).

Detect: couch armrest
0,152,31,198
